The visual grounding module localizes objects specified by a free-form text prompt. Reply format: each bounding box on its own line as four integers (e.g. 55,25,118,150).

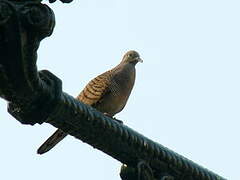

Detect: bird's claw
103,113,123,124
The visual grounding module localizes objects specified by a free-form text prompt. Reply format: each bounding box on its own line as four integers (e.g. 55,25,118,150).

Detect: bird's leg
103,112,123,124
114,118,123,124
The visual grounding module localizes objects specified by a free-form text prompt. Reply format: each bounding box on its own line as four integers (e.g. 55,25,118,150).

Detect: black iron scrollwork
0,0,56,124
0,0,226,180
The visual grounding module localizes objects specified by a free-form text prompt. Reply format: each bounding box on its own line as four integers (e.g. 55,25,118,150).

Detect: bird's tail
37,129,67,155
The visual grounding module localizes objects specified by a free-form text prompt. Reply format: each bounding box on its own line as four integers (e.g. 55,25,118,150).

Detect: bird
37,50,143,155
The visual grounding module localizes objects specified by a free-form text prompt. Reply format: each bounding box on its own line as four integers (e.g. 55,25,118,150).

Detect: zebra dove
37,50,143,155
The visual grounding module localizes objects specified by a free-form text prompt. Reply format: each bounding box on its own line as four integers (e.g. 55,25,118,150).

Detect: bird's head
121,50,143,65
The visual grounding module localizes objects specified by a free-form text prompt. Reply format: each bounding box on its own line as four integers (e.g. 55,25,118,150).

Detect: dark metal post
0,0,226,180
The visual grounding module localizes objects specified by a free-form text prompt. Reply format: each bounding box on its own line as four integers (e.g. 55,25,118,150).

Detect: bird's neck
112,63,136,84
114,62,135,73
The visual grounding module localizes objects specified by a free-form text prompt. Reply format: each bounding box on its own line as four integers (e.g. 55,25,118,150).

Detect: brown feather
37,50,142,155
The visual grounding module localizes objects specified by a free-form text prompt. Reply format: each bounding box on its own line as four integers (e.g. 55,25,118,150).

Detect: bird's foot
103,113,123,124
113,118,123,124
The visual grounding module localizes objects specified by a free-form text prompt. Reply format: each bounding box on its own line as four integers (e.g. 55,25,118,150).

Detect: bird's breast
97,66,136,116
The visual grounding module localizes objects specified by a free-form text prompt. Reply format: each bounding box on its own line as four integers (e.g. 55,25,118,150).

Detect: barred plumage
37,50,142,155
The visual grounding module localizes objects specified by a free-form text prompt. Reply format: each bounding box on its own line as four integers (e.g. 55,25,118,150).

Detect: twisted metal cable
46,92,225,180
0,0,226,179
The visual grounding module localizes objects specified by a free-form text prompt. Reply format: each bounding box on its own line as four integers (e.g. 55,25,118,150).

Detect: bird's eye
128,54,133,58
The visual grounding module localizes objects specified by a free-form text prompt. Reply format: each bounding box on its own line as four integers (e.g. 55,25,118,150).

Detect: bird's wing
37,71,114,155
77,70,113,106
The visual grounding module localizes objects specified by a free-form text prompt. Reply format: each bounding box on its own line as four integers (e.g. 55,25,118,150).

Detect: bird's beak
137,57,143,63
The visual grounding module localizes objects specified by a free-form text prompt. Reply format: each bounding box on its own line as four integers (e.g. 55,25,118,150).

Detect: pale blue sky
0,0,239,179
